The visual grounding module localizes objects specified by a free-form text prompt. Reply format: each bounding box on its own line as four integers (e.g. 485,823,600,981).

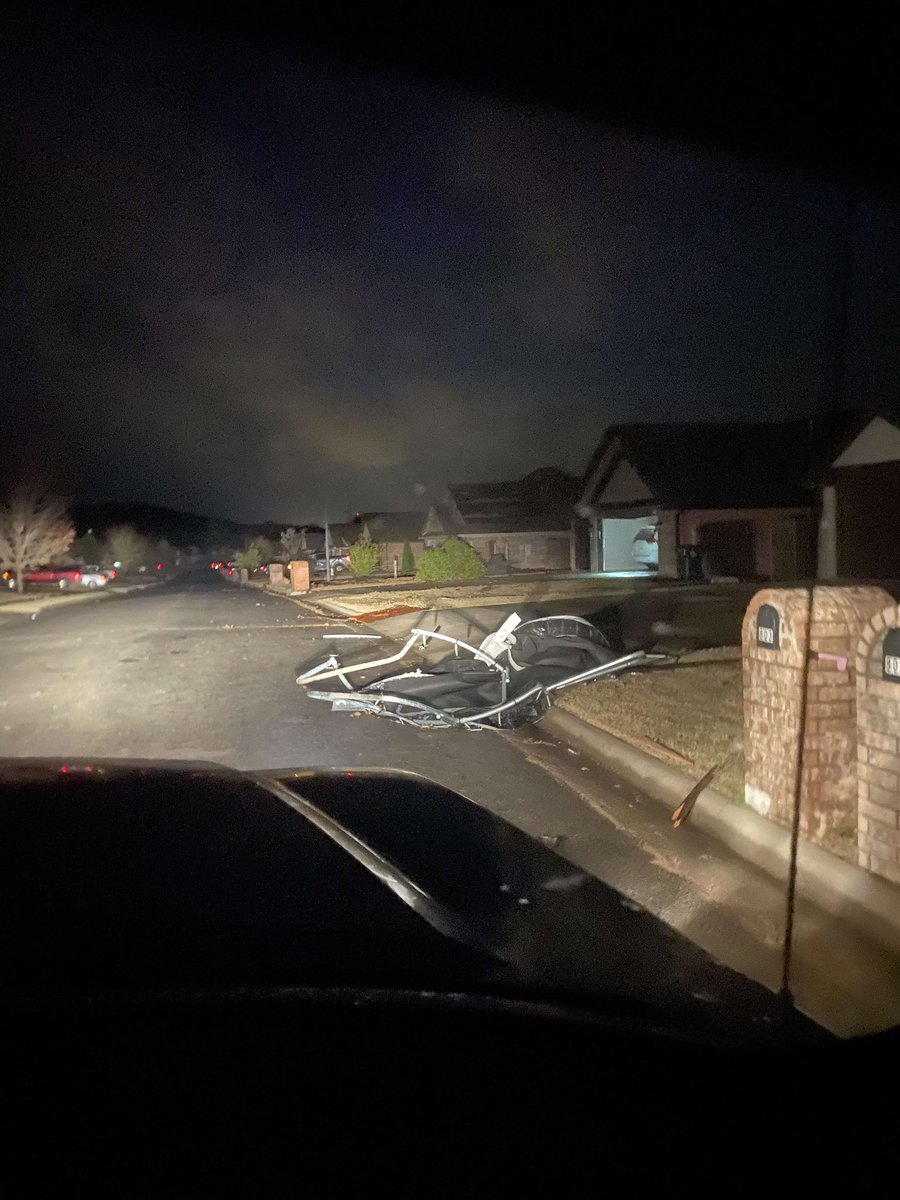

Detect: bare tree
280,527,304,562
0,490,75,592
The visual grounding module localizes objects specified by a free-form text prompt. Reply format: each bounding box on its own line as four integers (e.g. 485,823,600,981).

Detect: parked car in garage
631,525,659,569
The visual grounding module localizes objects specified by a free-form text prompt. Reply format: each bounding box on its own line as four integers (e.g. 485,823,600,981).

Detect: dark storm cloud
2,14,897,521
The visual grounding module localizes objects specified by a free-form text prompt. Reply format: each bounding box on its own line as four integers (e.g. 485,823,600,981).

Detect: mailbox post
289,559,310,593
742,586,890,853
854,603,900,883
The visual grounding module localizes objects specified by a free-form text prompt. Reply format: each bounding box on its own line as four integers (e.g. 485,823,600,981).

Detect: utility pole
324,518,332,584
817,194,855,581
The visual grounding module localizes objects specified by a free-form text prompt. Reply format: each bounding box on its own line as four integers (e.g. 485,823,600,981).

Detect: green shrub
401,541,416,575
415,537,485,582
235,544,263,572
349,537,380,578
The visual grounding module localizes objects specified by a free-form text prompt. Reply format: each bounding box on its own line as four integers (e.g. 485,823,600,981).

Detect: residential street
1,568,896,1034
0,569,579,779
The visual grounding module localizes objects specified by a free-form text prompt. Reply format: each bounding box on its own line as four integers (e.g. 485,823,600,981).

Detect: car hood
0,758,822,1044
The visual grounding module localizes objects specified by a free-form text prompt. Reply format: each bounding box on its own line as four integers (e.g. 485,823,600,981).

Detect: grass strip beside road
555,648,745,803
303,576,645,615
0,582,160,614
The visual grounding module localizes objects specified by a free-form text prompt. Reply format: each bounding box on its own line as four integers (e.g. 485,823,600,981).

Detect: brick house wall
426,531,573,570
376,540,424,573
742,586,891,859
657,511,678,577
678,509,815,578
855,602,900,884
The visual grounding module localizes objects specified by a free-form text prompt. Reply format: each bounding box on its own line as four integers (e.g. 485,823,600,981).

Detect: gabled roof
360,511,426,542
832,415,900,467
579,415,864,511
319,522,359,547
436,468,578,534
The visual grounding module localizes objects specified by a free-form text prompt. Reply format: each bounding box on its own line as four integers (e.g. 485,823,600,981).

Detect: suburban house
423,468,577,571
359,511,426,573
299,523,359,554
818,414,900,579
575,418,869,580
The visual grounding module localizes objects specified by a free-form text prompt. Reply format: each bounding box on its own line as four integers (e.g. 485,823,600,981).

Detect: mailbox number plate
757,604,780,651
884,628,900,682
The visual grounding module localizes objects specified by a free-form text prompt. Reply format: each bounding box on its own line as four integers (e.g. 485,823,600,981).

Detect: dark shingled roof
444,468,578,534
361,511,426,541
580,415,865,511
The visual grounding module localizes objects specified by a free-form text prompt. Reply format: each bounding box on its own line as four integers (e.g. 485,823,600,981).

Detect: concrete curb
286,593,414,621
0,581,162,615
297,596,360,616
542,707,900,956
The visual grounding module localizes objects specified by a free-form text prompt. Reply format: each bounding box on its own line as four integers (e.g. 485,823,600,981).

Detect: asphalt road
0,568,696,917
1,570,622,801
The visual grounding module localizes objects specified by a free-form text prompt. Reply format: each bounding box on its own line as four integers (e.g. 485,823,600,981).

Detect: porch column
589,515,600,572
817,485,837,580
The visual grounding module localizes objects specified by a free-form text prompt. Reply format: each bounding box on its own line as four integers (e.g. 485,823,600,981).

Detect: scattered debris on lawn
351,604,424,624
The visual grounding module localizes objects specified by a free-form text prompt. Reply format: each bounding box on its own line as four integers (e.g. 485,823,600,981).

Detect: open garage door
601,514,658,573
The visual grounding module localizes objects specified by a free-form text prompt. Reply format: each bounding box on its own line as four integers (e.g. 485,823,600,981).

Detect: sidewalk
0,581,161,616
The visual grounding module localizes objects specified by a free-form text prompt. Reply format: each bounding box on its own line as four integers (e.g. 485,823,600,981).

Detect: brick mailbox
855,602,900,884
742,586,891,856
289,559,310,593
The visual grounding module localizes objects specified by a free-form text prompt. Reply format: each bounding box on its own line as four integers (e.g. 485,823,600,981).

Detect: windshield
1,9,897,1042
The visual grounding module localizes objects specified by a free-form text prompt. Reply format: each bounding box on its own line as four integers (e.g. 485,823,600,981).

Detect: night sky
3,10,898,523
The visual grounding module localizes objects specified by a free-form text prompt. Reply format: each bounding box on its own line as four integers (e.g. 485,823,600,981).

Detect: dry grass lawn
325,577,637,615
555,648,745,802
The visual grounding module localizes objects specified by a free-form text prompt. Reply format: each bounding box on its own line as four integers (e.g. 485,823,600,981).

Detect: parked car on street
22,565,109,589
22,566,86,589
79,565,112,587
310,550,351,576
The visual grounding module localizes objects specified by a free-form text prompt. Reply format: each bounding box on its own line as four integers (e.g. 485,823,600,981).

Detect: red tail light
74,572,81,580
157,563,163,570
